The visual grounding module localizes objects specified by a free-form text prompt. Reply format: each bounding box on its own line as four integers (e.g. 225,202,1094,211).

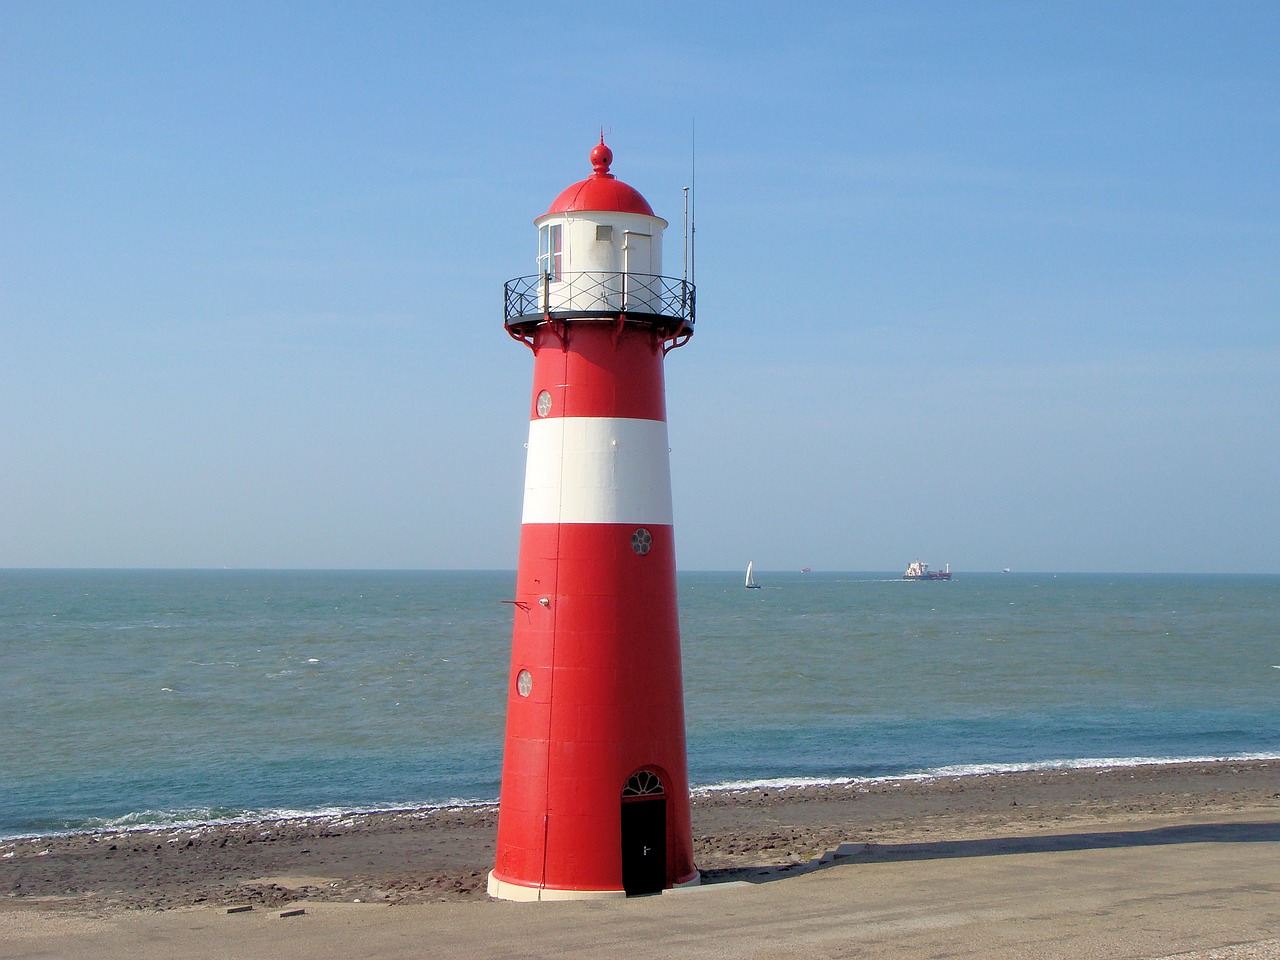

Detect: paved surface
2,814,1277,959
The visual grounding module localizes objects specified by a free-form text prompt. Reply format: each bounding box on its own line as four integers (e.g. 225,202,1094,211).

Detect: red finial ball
590,140,613,177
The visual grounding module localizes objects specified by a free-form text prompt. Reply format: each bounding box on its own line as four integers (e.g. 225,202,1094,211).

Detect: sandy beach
2,758,1277,958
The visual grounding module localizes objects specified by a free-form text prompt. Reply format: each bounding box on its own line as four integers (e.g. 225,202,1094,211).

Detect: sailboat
744,561,762,589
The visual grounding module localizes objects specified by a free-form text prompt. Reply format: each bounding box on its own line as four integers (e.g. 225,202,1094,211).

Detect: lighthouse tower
488,138,697,901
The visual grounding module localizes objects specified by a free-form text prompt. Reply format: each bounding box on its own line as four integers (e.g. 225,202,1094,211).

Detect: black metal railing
503,271,695,337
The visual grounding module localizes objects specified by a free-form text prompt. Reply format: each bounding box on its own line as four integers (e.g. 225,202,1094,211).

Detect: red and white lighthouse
488,138,697,901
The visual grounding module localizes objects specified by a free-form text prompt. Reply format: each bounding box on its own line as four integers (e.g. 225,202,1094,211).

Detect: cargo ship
903,560,951,580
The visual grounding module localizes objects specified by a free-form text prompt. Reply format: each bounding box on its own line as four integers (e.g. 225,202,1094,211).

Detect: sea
2,569,1278,840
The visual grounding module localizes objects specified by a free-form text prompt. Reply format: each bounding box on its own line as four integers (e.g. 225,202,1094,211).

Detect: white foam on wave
1,798,500,842
692,751,1280,796
693,775,861,794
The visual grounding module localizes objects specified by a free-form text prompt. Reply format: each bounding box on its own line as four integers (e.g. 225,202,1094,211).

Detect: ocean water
1,569,1277,839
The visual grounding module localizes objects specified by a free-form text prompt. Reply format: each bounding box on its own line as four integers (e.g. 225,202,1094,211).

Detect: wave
691,751,1280,795
0,799,497,842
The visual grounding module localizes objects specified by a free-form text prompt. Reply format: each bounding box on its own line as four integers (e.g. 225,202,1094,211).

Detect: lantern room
504,138,694,345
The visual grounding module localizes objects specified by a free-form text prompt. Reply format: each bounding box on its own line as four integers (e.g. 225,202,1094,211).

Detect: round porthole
631,528,652,556
516,669,533,697
535,390,553,417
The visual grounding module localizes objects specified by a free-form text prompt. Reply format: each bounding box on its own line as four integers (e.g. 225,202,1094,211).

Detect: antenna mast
682,187,689,283
690,122,697,285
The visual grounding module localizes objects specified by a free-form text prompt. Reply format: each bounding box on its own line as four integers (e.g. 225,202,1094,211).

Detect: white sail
745,561,758,588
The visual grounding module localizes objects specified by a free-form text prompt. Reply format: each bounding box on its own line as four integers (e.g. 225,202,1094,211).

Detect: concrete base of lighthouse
487,870,701,902
486,871,625,902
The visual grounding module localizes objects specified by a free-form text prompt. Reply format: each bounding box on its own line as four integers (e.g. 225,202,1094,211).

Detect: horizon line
1,567,1272,578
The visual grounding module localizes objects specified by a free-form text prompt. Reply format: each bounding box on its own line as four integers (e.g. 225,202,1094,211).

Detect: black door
620,798,666,895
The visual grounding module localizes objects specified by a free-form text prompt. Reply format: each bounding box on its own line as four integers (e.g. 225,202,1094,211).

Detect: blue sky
2,2,1276,573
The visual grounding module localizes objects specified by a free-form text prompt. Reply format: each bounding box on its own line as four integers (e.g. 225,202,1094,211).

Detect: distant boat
1003,567,1012,574
800,567,812,573
745,561,762,589
903,560,951,581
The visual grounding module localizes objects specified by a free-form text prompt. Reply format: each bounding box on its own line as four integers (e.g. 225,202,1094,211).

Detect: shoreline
8,751,1278,845
3,757,1276,915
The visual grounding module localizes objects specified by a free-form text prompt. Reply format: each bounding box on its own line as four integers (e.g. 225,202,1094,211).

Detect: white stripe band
522,417,674,525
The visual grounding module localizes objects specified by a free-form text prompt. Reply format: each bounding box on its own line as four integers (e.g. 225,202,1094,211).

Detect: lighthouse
488,138,697,901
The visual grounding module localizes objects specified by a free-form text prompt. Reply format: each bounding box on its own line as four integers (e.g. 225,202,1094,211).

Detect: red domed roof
543,138,656,217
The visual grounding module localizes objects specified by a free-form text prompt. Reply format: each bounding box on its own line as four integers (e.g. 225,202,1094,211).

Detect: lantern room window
539,223,563,281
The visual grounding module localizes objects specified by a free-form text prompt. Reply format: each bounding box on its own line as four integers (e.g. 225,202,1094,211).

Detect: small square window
595,225,613,241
